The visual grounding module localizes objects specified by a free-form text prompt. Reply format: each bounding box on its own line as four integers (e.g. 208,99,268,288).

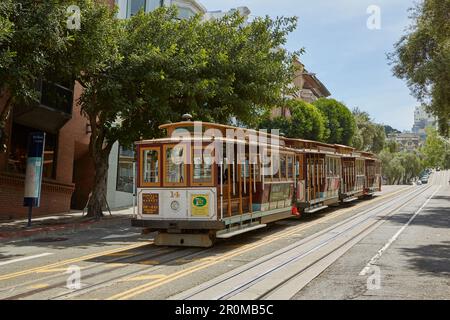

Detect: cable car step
343,197,358,203
216,224,267,239
304,205,328,214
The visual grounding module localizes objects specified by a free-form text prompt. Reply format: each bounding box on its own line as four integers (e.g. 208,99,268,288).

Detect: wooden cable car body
361,151,382,196
132,121,381,247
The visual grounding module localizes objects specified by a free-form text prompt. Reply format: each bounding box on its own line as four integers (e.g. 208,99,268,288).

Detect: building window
117,145,135,193
128,0,146,17
178,7,196,19
7,122,57,179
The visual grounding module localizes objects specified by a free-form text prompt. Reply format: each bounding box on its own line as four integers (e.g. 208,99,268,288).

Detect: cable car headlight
170,200,180,212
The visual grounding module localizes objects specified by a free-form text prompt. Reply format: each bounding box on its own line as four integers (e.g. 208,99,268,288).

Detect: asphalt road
0,171,448,300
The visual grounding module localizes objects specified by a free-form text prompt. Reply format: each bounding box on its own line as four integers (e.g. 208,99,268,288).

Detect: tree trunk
0,94,13,153
87,149,110,219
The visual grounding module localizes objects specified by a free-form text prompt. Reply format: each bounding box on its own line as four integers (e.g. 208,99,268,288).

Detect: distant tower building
412,105,438,142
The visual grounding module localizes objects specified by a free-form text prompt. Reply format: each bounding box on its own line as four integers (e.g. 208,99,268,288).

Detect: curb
0,216,133,241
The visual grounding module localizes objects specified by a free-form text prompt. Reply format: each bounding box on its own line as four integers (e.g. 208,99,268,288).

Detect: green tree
77,6,298,217
389,0,450,137
379,150,405,185
259,100,326,141
384,125,401,136
386,139,400,153
313,98,356,145
0,1,14,71
421,128,446,168
351,108,386,153
397,151,423,184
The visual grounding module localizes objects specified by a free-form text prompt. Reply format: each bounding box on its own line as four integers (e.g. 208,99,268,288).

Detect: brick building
272,59,331,118
0,81,93,220
0,0,211,219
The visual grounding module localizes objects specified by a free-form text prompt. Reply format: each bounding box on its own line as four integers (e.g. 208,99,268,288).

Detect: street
0,171,448,300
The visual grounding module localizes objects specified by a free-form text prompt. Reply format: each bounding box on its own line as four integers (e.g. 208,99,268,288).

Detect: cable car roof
136,121,379,159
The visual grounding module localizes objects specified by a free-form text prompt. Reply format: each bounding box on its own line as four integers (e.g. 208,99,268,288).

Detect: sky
199,0,419,131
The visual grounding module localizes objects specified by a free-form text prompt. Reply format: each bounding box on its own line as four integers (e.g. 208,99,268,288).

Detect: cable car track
0,245,199,300
0,186,414,300
174,185,433,300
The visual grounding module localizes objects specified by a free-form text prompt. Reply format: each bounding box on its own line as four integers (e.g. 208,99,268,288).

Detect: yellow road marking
35,268,73,273
175,259,194,264
108,187,413,300
139,260,160,265
0,242,151,281
27,283,49,290
105,253,135,257
121,274,166,282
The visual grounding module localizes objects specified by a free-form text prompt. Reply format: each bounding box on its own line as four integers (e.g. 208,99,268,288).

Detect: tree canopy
351,108,386,153
313,98,356,145
0,0,77,151
421,127,449,169
389,0,450,137
71,5,298,216
259,99,326,141
0,1,14,72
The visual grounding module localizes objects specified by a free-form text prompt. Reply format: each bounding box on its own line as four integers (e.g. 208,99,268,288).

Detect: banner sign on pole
23,132,46,208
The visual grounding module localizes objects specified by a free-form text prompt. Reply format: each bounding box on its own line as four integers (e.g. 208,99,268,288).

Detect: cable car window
287,155,294,179
141,147,159,186
241,159,250,178
164,145,186,186
295,161,299,178
280,154,287,179
223,157,235,185
251,162,261,182
262,152,273,181
192,147,213,185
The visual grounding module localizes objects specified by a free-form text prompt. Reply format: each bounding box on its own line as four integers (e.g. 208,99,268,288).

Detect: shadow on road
401,241,450,276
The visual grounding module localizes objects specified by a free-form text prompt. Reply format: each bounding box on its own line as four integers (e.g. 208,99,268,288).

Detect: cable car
362,152,382,196
132,120,381,247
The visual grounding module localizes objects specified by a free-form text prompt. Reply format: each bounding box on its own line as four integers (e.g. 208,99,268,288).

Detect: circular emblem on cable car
170,200,180,211
192,196,207,208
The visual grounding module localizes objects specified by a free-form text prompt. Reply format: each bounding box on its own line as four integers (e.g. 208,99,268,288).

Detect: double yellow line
0,242,150,282
108,186,412,300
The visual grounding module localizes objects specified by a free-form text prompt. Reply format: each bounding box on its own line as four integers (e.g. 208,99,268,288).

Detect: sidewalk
0,207,136,241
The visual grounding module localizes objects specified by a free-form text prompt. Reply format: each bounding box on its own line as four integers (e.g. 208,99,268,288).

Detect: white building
107,0,206,210
115,0,207,20
387,132,421,152
412,105,438,142
203,6,251,21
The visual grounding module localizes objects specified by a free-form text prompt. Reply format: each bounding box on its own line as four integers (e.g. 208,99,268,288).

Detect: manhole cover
32,237,68,243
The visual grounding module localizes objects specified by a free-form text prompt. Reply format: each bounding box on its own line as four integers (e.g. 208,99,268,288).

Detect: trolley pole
132,161,137,217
